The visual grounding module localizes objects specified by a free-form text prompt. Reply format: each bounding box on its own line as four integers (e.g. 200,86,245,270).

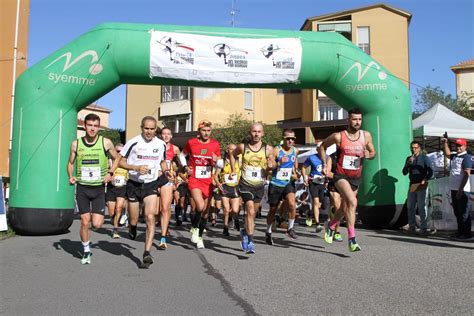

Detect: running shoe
196,237,205,249
233,218,240,231
190,227,199,244
306,218,313,227
334,232,343,242
246,242,256,254
315,224,323,233
119,213,128,225
265,233,274,246
143,251,154,265
128,225,137,240
348,238,361,252
159,236,167,250
286,228,298,240
223,226,230,237
112,229,120,239
81,252,92,265
240,229,249,251
324,222,335,244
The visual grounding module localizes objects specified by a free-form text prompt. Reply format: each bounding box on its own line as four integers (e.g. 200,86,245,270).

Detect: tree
212,113,282,151
415,85,473,120
99,128,125,145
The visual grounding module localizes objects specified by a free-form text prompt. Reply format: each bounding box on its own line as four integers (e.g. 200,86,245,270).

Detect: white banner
150,30,302,84
0,177,7,231
427,176,474,231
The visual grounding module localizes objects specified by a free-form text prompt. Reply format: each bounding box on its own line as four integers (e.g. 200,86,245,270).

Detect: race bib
245,166,262,182
312,175,325,184
195,166,212,179
276,168,292,181
81,166,101,181
342,156,361,170
224,174,238,185
143,165,156,180
113,175,127,187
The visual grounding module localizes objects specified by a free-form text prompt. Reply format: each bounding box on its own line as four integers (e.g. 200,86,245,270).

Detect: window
162,114,191,133
161,86,191,103
244,90,253,110
319,104,347,120
317,21,352,41
357,27,370,55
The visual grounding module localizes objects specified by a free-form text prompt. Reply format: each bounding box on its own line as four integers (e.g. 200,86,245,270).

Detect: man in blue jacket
402,141,433,235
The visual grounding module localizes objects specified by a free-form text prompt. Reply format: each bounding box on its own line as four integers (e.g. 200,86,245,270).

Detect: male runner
157,127,181,249
67,113,118,264
119,116,171,268
214,144,241,236
318,108,376,252
302,144,326,232
230,123,274,254
106,143,128,239
180,120,221,249
266,129,299,245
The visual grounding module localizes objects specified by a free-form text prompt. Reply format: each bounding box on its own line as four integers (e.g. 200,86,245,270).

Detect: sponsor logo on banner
156,36,195,65
45,50,103,86
149,30,302,84
213,43,248,68
339,61,388,93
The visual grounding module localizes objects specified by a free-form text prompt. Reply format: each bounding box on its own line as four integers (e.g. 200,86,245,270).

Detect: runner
157,127,181,249
265,129,299,245
326,153,343,242
302,144,326,233
106,143,128,239
214,144,241,236
174,166,189,226
230,123,275,254
118,116,172,268
180,120,221,249
67,113,118,265
318,108,376,252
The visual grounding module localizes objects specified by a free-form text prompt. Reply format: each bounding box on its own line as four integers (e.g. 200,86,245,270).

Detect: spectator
402,141,433,235
442,137,472,241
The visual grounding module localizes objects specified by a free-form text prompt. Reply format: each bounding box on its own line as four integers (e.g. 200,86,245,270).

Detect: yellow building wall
458,72,474,95
351,8,410,87
0,0,30,177
126,85,161,141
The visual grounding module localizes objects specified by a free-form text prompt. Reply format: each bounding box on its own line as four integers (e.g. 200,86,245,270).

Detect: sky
27,0,474,129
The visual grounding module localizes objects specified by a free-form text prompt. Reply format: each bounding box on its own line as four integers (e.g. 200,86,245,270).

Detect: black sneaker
234,218,240,231
143,251,154,265
128,225,137,240
286,228,298,240
223,226,230,236
265,233,274,245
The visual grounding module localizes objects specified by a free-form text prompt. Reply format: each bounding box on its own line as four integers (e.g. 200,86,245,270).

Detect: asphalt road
1,213,473,315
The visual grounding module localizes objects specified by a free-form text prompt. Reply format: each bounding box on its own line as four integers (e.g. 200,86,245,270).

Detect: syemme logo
45,50,103,86
339,61,387,93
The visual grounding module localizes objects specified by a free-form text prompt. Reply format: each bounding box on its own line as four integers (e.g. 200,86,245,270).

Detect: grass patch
0,225,16,240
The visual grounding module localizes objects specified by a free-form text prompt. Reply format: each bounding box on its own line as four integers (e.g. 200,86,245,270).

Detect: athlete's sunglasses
284,137,296,141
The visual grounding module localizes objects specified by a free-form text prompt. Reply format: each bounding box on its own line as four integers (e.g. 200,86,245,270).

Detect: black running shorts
239,182,265,203
334,174,360,192
309,182,325,201
126,179,158,203
76,183,105,215
267,182,295,207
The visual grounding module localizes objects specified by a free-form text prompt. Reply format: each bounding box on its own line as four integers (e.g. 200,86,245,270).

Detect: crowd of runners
68,108,376,267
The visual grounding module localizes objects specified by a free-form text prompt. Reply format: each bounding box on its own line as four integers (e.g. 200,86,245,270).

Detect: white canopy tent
412,103,474,139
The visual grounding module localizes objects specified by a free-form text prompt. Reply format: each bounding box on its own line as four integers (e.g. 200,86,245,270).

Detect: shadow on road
53,238,143,267
367,230,474,250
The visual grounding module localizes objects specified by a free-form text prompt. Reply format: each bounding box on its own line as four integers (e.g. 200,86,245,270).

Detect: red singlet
183,138,221,198
335,130,366,179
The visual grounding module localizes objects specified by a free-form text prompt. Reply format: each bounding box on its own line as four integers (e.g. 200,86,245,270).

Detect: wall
0,0,30,177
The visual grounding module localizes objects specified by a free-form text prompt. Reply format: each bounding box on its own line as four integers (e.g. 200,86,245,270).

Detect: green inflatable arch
9,23,411,235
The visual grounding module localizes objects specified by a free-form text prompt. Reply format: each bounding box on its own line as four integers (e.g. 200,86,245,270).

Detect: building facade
77,104,112,138
125,3,411,144
450,59,474,108
0,0,30,177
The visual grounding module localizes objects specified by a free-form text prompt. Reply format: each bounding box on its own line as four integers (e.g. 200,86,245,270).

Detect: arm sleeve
402,157,410,175
424,155,434,180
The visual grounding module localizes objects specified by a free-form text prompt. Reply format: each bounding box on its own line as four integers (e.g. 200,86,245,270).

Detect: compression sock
348,226,356,239
198,217,207,237
192,211,202,228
